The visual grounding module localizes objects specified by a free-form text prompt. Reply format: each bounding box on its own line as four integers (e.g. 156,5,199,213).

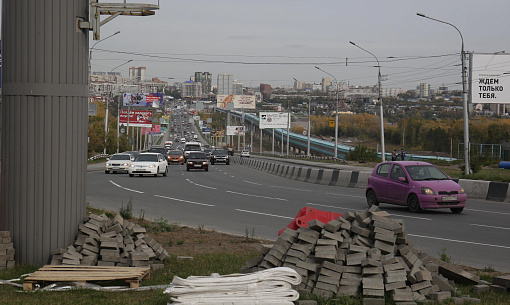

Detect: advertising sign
216,95,256,109
227,126,245,136
259,112,289,129
470,53,510,104
119,110,152,127
142,125,161,135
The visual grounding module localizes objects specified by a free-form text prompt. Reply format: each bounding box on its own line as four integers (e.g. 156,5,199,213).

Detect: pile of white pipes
164,267,301,305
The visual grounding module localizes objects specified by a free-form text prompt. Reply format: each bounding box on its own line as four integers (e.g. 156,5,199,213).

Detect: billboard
470,53,510,104
142,125,161,135
119,110,152,127
122,93,162,107
227,126,245,136
259,112,289,129
216,95,256,109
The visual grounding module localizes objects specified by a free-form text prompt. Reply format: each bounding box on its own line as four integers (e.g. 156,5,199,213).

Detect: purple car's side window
390,165,406,181
376,164,391,178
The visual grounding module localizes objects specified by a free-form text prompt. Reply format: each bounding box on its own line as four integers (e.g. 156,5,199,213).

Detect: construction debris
0,231,15,269
51,213,168,268
242,206,482,304
164,267,301,304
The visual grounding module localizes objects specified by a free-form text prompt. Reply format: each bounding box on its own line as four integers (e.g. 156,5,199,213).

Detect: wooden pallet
23,265,151,291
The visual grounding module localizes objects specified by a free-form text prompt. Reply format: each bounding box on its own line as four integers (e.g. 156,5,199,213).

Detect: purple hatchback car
366,161,467,213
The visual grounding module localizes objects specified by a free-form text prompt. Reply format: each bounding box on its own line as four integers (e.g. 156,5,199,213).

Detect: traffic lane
88,165,510,271
182,165,510,271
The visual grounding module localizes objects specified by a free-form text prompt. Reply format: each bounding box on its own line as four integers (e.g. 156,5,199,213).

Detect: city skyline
73,1,510,91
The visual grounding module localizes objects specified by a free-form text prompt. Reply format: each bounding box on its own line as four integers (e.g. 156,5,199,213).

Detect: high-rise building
233,80,243,95
129,66,146,82
182,81,202,98
419,83,430,98
217,73,233,95
260,83,271,95
195,72,212,94
322,78,331,93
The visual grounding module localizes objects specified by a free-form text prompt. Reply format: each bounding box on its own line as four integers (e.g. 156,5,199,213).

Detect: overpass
217,108,455,162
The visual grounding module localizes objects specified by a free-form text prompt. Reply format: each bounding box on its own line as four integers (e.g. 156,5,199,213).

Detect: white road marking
244,180,262,185
305,202,432,220
109,181,144,194
408,234,510,249
226,190,288,201
154,195,215,207
471,224,510,231
186,179,217,190
466,208,510,216
235,209,294,219
231,176,235,178
269,185,312,192
325,192,364,199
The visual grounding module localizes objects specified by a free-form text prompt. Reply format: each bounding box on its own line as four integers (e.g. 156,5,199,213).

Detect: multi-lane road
87,157,510,272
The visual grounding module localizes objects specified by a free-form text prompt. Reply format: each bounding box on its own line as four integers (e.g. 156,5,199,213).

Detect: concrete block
374,233,396,245
362,276,384,290
343,272,362,280
426,256,480,285
349,244,370,254
363,298,385,305
317,239,338,248
347,252,367,266
432,274,455,292
428,291,451,301
493,275,510,288
321,230,344,243
267,249,285,261
297,260,320,273
263,254,282,267
392,288,414,302
343,266,362,274
313,287,334,299
374,240,394,254
351,225,371,238
325,219,342,232
316,276,340,289
130,251,149,261
308,219,326,232
290,243,313,256
385,281,406,291
362,258,382,268
490,284,508,293
473,284,490,294
363,289,384,297
320,268,342,280
322,260,344,273
340,278,361,286
363,266,384,276
337,285,359,296
411,280,431,291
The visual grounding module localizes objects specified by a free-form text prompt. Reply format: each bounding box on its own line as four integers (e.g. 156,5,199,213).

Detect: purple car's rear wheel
366,189,379,207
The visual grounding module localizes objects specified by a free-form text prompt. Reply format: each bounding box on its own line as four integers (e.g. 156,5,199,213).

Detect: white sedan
128,153,168,177
240,150,250,158
105,153,134,174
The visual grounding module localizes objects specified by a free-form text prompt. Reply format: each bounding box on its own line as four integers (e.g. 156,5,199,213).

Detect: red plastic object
278,206,343,235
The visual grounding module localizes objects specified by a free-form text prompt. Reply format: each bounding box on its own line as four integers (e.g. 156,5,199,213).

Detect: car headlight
130,164,135,168
459,187,465,194
122,163,129,166
421,187,435,195
148,164,156,168
106,163,111,166
202,161,207,165
188,161,193,164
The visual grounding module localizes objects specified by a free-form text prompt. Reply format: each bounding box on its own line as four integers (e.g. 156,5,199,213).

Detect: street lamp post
315,67,339,159
103,59,132,154
349,42,385,161
417,13,470,174
89,31,120,81
294,78,311,156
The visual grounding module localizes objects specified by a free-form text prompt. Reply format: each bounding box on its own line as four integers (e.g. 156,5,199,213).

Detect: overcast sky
19,1,510,90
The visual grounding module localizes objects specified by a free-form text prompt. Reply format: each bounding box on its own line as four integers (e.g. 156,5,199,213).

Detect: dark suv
210,149,230,165
148,145,168,162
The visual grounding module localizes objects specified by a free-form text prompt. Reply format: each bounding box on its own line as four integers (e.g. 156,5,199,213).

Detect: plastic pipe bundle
164,267,301,305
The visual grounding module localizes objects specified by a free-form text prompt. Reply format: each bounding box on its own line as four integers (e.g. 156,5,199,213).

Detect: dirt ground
145,224,273,257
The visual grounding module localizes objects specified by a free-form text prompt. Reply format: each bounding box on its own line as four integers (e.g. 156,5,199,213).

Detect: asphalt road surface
87,158,510,273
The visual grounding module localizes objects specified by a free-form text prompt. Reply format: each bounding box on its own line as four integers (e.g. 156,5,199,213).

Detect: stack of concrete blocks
244,206,481,304
0,231,15,269
50,213,168,269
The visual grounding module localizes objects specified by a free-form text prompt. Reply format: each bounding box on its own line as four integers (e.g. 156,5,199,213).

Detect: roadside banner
227,126,245,136
259,112,289,129
217,95,256,109
119,110,152,127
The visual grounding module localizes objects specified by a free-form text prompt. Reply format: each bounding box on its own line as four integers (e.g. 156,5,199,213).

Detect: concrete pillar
1,0,89,265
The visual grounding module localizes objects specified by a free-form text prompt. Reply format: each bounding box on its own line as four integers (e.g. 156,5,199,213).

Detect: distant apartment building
419,83,430,98
381,88,406,97
181,81,202,98
129,66,146,82
217,74,233,95
260,83,272,95
322,78,332,93
195,72,212,94
233,80,243,95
